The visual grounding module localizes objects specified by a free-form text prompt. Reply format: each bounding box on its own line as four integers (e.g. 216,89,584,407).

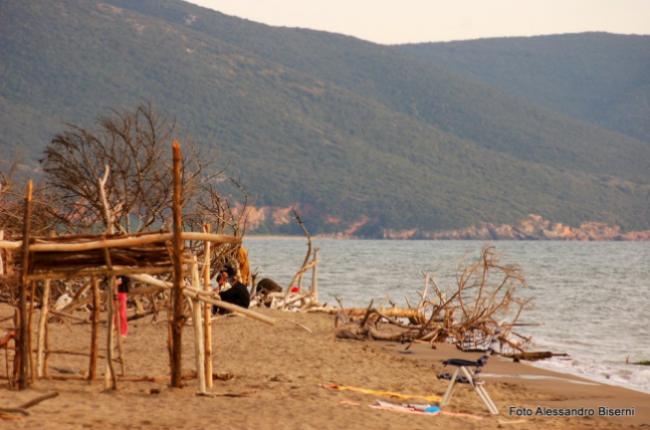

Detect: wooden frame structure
0,141,275,393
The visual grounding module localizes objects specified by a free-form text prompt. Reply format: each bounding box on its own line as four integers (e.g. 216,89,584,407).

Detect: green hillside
103,1,650,184
400,33,650,143
1,0,649,234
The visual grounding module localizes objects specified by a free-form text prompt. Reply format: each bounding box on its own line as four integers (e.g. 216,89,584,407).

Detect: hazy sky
188,0,650,44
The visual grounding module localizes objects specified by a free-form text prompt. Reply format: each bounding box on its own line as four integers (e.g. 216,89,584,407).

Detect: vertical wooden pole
88,277,100,381
6,248,14,302
102,248,117,390
0,230,4,276
18,180,33,390
104,275,117,390
5,236,15,387
166,297,173,378
105,279,116,389
192,298,205,393
114,289,126,376
202,224,213,388
43,308,50,378
4,341,9,384
36,279,50,378
27,281,35,383
191,258,206,394
311,248,319,304
171,140,185,388
12,309,18,387
2,235,14,385
98,169,118,388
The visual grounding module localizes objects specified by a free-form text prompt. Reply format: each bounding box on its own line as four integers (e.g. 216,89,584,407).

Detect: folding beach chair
438,354,499,415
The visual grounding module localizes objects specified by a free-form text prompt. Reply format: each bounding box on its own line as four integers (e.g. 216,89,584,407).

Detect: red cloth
117,292,128,337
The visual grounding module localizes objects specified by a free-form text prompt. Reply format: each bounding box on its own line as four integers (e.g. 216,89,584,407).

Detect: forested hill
1,0,649,235
400,33,650,143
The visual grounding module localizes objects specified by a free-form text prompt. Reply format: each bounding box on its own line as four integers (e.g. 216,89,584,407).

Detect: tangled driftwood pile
322,247,535,354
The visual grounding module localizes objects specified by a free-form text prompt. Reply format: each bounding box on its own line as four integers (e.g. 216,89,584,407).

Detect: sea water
244,239,650,393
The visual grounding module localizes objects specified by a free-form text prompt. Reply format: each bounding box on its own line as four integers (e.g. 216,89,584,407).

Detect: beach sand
1,307,648,429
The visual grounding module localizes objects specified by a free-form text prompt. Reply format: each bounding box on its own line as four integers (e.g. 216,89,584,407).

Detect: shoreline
527,357,650,396
246,234,308,240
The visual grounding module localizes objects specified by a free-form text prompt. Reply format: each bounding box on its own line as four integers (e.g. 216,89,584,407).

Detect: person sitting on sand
214,269,231,293
212,266,250,314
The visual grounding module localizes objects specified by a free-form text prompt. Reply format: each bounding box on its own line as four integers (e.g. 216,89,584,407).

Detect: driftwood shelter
0,141,274,395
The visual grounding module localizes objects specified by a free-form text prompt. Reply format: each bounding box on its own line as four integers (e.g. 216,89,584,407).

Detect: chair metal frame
439,356,499,415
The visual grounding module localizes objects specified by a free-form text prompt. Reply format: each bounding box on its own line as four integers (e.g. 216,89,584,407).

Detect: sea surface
245,238,650,393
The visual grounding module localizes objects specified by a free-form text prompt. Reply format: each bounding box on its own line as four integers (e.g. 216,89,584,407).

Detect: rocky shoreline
384,214,650,241
242,205,650,241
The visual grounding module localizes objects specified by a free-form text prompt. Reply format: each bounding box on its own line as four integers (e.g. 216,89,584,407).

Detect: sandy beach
1,307,648,429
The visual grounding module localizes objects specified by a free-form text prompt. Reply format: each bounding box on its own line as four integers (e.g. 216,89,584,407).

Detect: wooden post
166,293,173,381
171,140,185,388
18,180,33,390
0,230,4,276
43,308,50,378
104,276,117,390
98,167,120,388
4,338,9,384
202,224,213,388
6,247,14,302
102,248,117,390
36,279,50,378
88,277,100,381
192,298,206,393
311,248,319,303
12,309,18,387
114,291,126,377
191,258,206,394
36,232,54,378
27,281,36,383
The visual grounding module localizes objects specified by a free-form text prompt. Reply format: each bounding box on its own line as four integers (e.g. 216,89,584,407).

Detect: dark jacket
213,282,250,314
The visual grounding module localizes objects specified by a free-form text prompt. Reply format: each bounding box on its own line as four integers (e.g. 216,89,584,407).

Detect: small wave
531,356,650,394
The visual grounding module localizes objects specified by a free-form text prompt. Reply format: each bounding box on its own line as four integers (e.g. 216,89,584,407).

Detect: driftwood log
506,351,569,361
0,392,59,416
0,232,240,252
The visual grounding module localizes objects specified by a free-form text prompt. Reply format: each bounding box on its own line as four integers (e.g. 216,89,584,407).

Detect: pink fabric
117,292,128,336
